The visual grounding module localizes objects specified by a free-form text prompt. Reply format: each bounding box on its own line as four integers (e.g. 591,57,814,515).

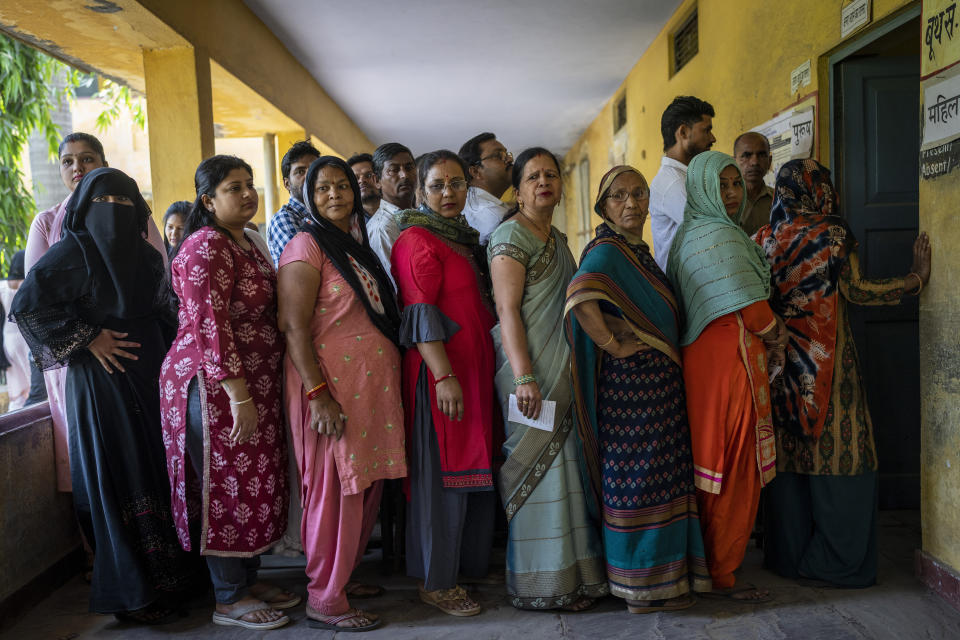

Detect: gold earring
518,200,525,211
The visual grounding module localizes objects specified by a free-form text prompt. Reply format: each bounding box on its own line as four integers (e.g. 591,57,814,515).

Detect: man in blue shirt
267,140,320,266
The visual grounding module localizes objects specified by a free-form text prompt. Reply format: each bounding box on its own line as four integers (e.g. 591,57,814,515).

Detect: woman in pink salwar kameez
24,132,165,491
278,156,406,632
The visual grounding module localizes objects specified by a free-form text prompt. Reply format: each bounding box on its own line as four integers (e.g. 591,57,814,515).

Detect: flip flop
114,605,181,626
701,584,773,603
346,581,386,599
419,585,482,617
249,584,302,609
559,596,598,612
307,608,382,632
626,594,696,614
211,601,289,630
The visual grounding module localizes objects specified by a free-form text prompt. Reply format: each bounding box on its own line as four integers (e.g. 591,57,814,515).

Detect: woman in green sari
488,147,607,611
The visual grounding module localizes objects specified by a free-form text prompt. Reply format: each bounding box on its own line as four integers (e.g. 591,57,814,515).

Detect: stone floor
5,511,960,639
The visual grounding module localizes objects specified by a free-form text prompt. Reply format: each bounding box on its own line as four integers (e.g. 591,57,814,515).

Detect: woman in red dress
160,155,295,631
391,150,498,616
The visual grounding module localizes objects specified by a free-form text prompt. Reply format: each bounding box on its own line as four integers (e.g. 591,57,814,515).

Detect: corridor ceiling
243,0,682,155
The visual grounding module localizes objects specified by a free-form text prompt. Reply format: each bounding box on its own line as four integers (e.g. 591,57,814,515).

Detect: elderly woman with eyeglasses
564,166,711,613
390,150,499,616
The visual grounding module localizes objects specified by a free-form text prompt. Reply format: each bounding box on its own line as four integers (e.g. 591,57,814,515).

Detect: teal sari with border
488,220,607,609
564,222,711,600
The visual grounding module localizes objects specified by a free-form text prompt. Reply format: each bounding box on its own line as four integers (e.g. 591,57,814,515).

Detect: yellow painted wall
563,0,916,256
918,169,960,571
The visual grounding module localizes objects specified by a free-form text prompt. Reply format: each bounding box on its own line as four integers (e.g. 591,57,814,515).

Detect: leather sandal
419,584,482,617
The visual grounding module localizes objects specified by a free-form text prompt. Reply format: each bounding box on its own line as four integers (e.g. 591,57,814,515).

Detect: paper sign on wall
790,60,812,94
789,108,815,159
922,68,960,147
841,0,871,38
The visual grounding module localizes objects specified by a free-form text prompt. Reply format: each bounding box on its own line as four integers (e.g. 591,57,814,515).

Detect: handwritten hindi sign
789,108,815,158
752,97,817,187
923,0,960,77
790,60,812,94
841,0,871,38
922,69,960,146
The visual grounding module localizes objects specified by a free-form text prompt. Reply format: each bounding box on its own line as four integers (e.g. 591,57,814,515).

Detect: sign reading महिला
922,69,960,147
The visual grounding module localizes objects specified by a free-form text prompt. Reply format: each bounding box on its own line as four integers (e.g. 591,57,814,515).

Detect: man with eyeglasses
368,142,417,289
348,152,381,220
458,133,513,244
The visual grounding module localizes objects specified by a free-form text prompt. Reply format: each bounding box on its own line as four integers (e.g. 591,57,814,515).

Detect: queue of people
6,102,931,631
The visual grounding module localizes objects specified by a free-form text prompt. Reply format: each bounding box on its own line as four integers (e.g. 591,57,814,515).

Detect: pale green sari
488,220,607,609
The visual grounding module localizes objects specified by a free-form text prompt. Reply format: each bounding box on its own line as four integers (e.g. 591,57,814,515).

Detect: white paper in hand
507,394,556,432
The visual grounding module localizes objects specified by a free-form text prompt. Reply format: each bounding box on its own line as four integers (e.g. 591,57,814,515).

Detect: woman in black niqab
9,168,191,623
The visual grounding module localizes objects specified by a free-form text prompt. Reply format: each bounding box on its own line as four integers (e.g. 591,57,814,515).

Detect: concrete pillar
262,133,278,228
142,46,215,223
273,130,307,207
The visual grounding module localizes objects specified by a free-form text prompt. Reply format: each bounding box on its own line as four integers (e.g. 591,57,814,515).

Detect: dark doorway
834,15,921,509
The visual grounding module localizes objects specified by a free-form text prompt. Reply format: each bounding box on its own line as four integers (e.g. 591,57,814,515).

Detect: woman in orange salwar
666,151,787,602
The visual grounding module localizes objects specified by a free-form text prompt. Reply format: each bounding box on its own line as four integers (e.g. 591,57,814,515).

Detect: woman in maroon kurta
160,155,294,631
391,150,497,616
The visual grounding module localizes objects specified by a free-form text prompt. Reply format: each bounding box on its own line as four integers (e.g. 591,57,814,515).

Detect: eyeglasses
478,150,513,165
425,179,468,195
605,188,650,203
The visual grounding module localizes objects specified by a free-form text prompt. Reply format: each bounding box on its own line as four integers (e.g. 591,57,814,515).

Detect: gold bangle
597,334,616,349
909,272,923,294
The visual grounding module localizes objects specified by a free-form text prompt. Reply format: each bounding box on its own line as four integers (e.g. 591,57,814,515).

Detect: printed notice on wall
923,0,960,78
922,68,960,148
921,139,960,179
752,97,817,186
841,0,871,39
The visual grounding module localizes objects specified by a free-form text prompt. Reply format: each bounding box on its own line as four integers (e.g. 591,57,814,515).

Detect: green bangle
513,373,537,387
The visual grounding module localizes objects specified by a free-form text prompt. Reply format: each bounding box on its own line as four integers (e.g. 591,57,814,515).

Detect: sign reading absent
790,60,812,95
921,138,960,179
923,0,960,78
841,0,871,38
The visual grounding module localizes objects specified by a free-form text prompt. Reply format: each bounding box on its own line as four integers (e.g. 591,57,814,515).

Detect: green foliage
0,33,78,272
93,79,145,133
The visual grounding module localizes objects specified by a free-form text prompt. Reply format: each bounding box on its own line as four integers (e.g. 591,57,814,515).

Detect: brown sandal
419,585,482,617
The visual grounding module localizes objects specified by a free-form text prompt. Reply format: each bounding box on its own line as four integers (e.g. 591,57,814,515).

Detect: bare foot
216,597,284,624
560,597,595,612
248,582,300,607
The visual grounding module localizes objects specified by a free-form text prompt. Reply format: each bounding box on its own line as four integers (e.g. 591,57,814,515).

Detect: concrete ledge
0,402,80,609
917,548,960,612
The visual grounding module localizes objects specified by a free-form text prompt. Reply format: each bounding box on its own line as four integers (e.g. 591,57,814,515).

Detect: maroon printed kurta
160,227,287,555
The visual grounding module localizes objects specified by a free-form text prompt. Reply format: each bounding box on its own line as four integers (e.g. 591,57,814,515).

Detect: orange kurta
682,300,776,588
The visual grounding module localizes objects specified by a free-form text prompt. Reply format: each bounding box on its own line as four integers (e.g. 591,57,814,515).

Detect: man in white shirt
458,132,513,244
649,96,716,271
367,142,416,288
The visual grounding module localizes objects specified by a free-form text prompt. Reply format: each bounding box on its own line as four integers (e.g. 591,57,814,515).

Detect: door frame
828,2,921,173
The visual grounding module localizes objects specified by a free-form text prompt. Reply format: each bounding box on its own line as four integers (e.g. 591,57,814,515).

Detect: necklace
519,210,551,240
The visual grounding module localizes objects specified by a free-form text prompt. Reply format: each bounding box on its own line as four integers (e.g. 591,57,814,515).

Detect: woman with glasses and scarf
565,166,711,614
390,150,498,617
11,168,189,623
278,156,407,632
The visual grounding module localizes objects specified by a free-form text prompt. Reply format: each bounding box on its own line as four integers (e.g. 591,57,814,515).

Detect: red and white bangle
435,373,457,385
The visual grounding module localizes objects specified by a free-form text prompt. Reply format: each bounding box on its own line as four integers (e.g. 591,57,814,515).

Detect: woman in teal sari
565,165,711,613
488,147,607,611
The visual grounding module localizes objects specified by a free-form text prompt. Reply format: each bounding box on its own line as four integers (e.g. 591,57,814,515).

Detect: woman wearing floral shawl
756,159,930,587
564,165,710,613
666,151,787,601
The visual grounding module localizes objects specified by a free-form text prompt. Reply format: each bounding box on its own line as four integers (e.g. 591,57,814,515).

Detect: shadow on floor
4,511,959,639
